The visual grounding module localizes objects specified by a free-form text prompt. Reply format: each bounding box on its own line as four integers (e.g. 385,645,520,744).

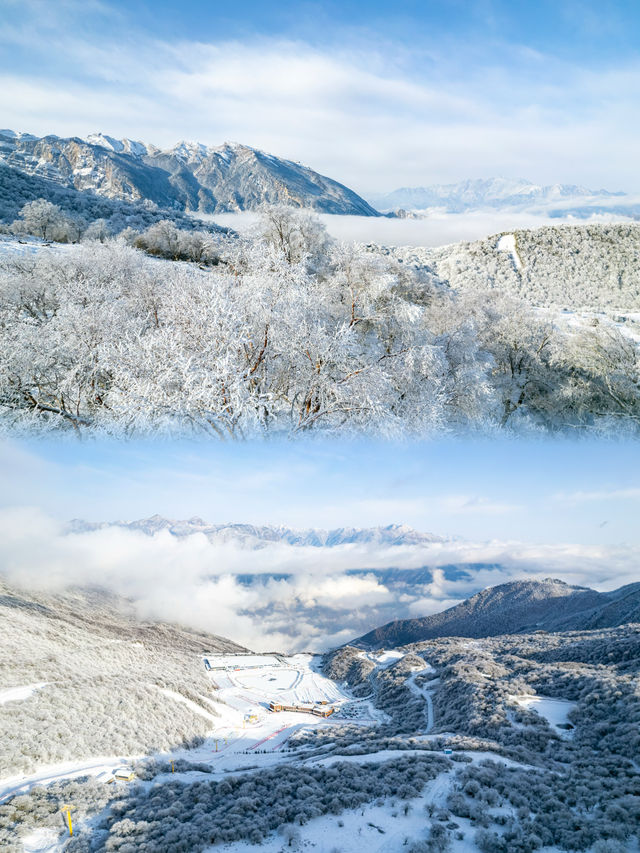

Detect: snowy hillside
0,130,379,216
2,578,638,852
0,580,245,779
352,578,640,649
373,222,640,312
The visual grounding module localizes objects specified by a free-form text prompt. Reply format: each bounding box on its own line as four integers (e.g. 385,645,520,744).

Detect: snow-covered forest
4,616,638,852
1,202,639,438
380,223,640,312
0,580,244,778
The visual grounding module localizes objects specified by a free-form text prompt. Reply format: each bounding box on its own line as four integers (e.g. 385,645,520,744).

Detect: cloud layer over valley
1,509,638,652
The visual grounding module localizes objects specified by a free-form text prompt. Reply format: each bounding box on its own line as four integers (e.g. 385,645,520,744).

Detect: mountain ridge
350,578,640,649
68,516,448,548
0,130,379,216
368,176,629,215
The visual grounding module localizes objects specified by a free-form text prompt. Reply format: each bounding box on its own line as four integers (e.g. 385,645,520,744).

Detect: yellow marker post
61,805,75,837
171,760,174,773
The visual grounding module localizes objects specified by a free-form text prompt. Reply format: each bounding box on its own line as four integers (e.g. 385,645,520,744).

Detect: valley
1,577,638,852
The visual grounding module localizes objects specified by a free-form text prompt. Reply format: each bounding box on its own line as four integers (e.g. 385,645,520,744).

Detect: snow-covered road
406,667,436,732
0,756,136,804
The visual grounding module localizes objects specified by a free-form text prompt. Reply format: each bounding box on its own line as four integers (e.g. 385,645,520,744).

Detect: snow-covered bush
1,210,639,437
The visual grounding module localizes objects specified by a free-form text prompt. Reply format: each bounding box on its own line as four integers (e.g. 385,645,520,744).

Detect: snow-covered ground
204,653,283,669
21,828,60,853
207,767,472,853
370,650,404,665
553,306,640,343
509,694,576,734
0,755,137,804
496,232,523,270
0,682,48,705
0,235,71,257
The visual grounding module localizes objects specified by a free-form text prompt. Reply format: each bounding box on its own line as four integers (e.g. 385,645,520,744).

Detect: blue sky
1,0,640,192
2,436,639,546
125,0,640,63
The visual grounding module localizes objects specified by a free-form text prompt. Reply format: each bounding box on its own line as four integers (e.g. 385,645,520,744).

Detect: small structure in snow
113,767,135,782
96,770,115,784
269,701,334,717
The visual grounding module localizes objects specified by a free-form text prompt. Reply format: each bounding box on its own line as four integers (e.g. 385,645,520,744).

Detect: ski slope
158,653,369,775
0,654,362,805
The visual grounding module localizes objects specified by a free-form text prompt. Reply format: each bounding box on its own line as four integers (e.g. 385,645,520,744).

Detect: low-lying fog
201,210,637,247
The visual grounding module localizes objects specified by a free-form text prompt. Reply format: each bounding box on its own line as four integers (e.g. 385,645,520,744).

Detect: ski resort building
269,701,334,717
114,768,135,782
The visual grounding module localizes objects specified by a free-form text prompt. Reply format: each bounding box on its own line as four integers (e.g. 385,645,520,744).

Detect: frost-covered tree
0,209,638,438
12,199,80,242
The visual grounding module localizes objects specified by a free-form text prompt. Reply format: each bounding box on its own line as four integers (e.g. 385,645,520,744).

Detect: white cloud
1,4,640,193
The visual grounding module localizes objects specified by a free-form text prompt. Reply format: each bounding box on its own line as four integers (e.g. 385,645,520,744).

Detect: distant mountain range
3,131,636,222
352,578,640,649
69,516,447,548
0,130,378,216
367,177,637,218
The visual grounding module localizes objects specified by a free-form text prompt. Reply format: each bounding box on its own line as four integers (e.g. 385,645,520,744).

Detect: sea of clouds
0,507,637,652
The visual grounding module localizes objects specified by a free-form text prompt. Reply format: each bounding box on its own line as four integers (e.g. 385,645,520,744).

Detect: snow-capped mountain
68,516,447,548
0,130,379,216
368,176,628,215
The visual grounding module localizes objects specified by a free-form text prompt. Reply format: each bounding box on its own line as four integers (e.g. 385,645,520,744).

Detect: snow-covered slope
0,579,246,777
372,222,640,311
0,130,379,216
352,578,640,649
369,176,629,216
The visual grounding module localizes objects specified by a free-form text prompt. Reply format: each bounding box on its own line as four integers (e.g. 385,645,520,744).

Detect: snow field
496,232,523,270
204,653,282,669
509,694,576,734
21,828,60,853
0,682,48,705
